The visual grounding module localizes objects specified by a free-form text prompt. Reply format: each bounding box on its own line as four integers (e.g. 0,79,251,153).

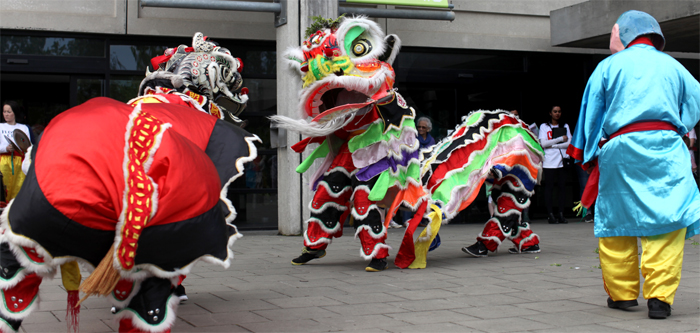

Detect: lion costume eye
352,39,372,57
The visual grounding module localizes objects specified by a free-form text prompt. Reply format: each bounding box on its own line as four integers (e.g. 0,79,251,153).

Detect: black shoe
584,212,594,223
365,258,388,272
462,241,488,257
508,244,540,254
291,247,326,265
647,298,671,319
558,212,568,224
548,213,558,224
174,284,188,303
607,297,638,310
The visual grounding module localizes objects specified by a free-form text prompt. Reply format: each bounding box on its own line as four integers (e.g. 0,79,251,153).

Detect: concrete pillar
276,0,338,235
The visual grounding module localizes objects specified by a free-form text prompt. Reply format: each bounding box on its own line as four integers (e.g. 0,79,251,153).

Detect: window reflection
227,193,278,229
1,36,104,57
110,45,170,71
243,50,276,75
242,155,277,189
76,79,104,105
110,75,143,102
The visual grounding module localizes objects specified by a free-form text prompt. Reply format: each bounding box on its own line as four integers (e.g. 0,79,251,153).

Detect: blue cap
616,10,665,51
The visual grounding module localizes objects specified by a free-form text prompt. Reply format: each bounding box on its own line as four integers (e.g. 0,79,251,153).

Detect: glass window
396,52,523,72
110,45,171,71
225,155,277,190
241,50,276,76
227,192,278,230
76,78,104,105
109,75,144,102
1,36,104,57
243,78,277,114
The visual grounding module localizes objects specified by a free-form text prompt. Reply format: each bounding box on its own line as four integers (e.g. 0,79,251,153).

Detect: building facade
1,0,698,232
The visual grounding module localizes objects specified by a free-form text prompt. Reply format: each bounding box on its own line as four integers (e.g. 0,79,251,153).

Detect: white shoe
389,221,403,229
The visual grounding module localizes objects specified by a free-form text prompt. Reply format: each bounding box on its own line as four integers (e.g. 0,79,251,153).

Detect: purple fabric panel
355,149,420,181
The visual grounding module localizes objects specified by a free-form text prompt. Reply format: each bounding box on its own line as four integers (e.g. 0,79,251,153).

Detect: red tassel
66,290,80,333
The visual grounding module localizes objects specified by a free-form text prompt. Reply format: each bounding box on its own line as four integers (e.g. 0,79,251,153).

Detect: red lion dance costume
0,33,258,333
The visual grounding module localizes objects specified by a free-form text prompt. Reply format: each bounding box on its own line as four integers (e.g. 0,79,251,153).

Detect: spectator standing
1,101,32,201
538,106,571,224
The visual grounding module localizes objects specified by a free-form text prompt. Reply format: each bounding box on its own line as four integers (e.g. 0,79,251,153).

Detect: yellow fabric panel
0,155,25,200
60,261,82,292
409,205,442,269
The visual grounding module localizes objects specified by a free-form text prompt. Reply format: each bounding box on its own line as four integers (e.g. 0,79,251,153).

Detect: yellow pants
0,154,25,201
599,228,686,305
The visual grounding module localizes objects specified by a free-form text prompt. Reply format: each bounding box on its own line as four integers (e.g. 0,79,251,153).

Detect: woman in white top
538,105,572,224
1,101,32,201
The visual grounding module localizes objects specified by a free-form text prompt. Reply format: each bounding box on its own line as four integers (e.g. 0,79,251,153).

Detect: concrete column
276,0,338,235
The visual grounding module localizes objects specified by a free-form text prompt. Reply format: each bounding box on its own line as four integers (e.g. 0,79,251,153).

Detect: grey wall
1,0,608,55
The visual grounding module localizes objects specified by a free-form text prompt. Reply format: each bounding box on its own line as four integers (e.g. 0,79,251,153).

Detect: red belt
581,121,678,208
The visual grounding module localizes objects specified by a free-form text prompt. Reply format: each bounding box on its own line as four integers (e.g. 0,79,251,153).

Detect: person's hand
586,167,592,175
6,144,14,153
562,135,568,142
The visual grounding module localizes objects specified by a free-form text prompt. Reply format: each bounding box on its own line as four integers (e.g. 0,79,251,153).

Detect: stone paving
19,221,700,332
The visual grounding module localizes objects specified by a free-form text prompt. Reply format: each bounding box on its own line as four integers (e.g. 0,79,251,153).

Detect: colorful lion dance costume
271,16,427,272
412,110,544,267
272,16,544,271
0,33,258,333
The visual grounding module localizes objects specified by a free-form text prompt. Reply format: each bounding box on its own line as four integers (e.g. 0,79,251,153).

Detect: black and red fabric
476,174,539,252
2,97,259,279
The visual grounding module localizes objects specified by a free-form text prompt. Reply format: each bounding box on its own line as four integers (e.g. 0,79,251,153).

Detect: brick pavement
19,221,700,332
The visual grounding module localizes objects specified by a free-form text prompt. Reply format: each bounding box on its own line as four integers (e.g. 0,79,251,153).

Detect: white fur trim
383,34,402,65
336,16,387,63
354,224,387,240
305,217,342,236
113,293,179,333
0,268,26,291
358,243,391,260
315,181,353,199
20,146,32,176
109,278,143,309
309,201,348,215
220,134,261,224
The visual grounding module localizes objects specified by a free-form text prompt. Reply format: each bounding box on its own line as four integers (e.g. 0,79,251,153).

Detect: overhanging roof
550,0,699,53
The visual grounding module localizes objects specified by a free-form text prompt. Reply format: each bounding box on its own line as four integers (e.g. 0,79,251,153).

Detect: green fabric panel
348,119,415,152
344,26,366,55
368,162,421,201
465,112,483,126
431,127,539,203
296,139,329,173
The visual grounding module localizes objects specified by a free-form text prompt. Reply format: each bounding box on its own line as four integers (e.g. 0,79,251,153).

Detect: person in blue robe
567,10,700,320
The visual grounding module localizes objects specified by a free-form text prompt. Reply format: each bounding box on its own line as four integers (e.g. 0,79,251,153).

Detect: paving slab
14,222,700,332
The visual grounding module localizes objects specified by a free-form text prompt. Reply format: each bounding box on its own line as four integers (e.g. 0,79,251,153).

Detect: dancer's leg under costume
304,143,389,260
477,175,540,252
